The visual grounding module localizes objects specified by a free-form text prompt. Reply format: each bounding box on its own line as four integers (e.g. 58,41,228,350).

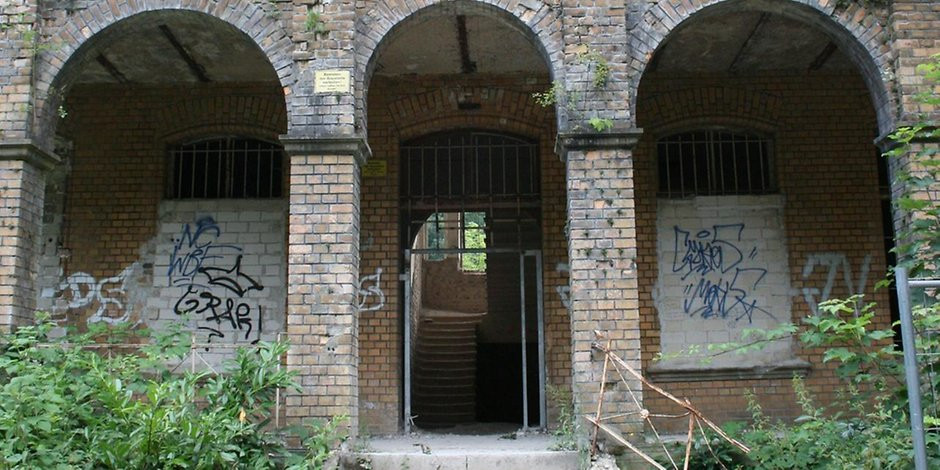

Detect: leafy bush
0,317,345,469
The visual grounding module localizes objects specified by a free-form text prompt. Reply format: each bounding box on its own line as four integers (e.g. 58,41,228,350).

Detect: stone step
348,451,580,470
347,434,577,470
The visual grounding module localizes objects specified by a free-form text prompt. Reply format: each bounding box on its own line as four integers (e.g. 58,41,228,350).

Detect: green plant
547,385,578,451
588,117,613,132
305,10,327,35
532,81,563,108
0,315,346,469
576,49,609,89
532,48,614,132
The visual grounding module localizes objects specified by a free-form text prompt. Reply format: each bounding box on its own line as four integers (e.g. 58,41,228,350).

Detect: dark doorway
400,131,545,432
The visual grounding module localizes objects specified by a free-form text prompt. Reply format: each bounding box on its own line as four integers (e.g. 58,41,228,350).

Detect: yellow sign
362,159,387,178
314,70,351,94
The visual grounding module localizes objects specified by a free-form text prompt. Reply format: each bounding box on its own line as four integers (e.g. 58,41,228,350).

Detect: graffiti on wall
357,267,385,312
169,216,265,343
800,253,871,315
671,223,772,323
54,262,142,325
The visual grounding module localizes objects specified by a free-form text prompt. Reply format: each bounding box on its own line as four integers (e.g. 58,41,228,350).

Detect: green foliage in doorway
462,212,487,272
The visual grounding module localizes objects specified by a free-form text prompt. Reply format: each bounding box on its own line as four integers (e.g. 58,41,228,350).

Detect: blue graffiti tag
167,216,241,285
671,224,772,323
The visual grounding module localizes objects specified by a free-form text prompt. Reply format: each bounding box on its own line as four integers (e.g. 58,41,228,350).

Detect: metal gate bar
402,248,547,432
895,266,939,470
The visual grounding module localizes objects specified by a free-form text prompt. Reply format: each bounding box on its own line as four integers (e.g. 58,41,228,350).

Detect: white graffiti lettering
800,253,871,315
357,267,385,312
55,263,141,325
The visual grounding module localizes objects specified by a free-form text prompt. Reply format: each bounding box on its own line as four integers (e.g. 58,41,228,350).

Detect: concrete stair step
349,452,579,470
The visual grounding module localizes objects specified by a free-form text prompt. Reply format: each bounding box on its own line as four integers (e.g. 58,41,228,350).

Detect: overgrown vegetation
531,48,615,133
659,53,940,469
547,385,577,451
0,317,346,469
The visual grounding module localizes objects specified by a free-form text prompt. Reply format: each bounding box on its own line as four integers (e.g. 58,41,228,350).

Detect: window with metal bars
657,130,775,198
169,137,284,199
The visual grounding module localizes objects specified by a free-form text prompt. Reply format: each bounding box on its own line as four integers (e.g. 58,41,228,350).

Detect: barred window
169,137,284,199
657,130,774,198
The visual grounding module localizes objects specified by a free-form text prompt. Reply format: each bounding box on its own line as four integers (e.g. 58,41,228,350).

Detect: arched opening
37,10,289,367
633,5,897,431
358,1,564,434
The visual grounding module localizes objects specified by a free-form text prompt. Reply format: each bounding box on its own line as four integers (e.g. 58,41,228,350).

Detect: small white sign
314,70,351,94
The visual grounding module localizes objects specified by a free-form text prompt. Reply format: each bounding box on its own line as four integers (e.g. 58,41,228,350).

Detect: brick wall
0,159,44,330
635,71,891,430
890,0,940,123
0,0,36,141
34,83,288,352
360,73,567,433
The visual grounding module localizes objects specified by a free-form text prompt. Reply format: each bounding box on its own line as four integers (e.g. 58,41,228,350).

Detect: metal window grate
400,130,541,251
170,137,284,199
657,130,774,198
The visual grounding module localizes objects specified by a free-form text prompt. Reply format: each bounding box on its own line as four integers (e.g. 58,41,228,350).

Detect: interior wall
635,71,890,430
35,83,288,362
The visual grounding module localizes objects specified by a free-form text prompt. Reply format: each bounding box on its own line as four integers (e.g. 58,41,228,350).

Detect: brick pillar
889,0,940,125
558,131,644,440
0,141,57,331
884,1,939,261
281,137,367,433
0,0,37,141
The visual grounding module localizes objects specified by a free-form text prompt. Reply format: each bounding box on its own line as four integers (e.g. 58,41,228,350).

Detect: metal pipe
534,251,547,429
520,253,529,431
908,280,940,288
896,266,928,470
403,266,413,434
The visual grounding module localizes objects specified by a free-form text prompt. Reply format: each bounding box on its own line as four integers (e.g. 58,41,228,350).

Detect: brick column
281,136,367,433
0,0,37,142
884,1,939,260
889,0,940,126
0,141,57,331
558,131,644,440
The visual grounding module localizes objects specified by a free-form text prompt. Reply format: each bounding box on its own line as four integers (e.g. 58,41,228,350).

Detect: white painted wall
150,200,286,354
39,199,287,366
654,195,795,370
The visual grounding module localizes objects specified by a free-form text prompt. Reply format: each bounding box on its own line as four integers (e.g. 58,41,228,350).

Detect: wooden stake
683,413,694,470
591,338,612,453
585,416,667,470
593,341,750,453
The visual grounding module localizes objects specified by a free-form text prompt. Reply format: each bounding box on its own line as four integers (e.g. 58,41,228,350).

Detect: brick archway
355,0,565,135
32,3,293,148
629,0,896,136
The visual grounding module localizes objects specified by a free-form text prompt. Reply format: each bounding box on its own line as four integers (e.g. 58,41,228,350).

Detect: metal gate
399,130,544,432
402,248,546,432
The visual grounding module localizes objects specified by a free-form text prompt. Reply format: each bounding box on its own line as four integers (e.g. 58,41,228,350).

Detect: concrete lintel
647,360,812,383
554,128,644,159
279,135,372,166
0,140,61,171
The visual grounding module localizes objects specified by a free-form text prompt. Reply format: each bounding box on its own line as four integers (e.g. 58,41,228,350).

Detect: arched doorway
401,130,544,431
35,10,289,366
357,1,565,434
632,3,896,431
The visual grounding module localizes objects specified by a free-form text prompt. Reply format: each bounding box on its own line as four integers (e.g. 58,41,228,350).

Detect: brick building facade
0,0,937,437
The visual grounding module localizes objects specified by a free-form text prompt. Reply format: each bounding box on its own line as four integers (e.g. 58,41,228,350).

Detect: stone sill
647,360,811,383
